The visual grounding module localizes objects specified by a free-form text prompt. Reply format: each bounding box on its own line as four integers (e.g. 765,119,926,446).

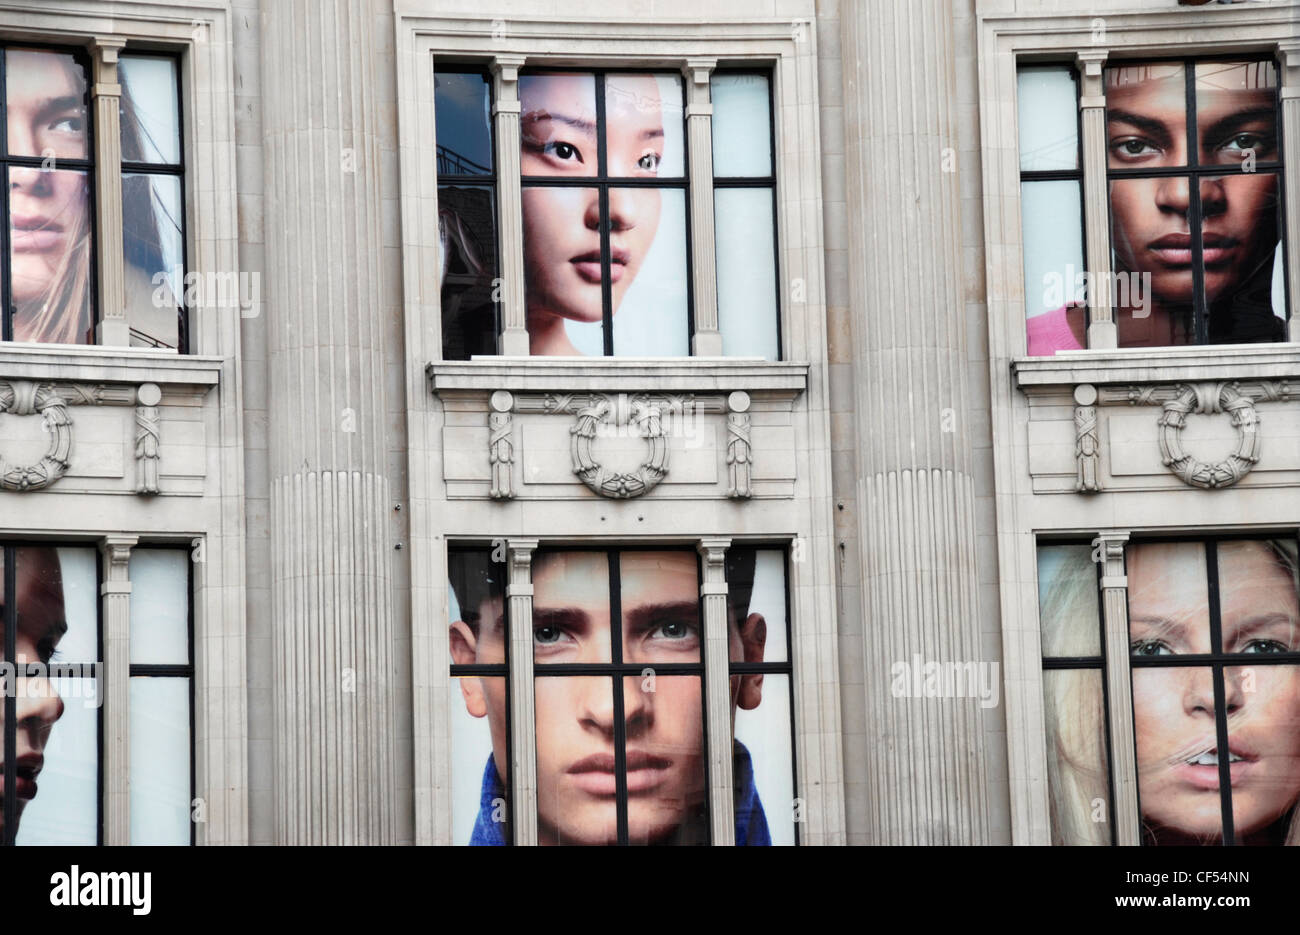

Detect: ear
450,620,488,718
737,612,766,710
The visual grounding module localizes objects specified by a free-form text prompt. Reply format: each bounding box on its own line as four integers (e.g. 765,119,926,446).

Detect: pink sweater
1027,306,1084,356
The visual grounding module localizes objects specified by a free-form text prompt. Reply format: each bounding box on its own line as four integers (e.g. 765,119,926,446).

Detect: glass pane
448,549,509,846
129,549,190,666
120,55,181,165
712,73,772,178
5,547,98,845
1224,663,1300,846
520,73,598,178
619,550,700,665
733,672,793,845
439,184,500,359
625,674,707,845
716,187,779,359
532,550,611,664
728,548,789,664
1110,176,1194,348
130,677,190,845
123,172,183,349
605,73,684,179
521,184,602,355
1200,173,1286,344
1022,180,1086,354
5,48,88,159
1195,61,1278,169
534,675,615,845
610,186,688,356
7,166,93,344
1127,541,1211,656
434,71,493,176
1133,665,1224,845
1106,62,1188,169
1017,66,1078,172
1037,544,1101,658
1042,669,1111,845
1217,540,1300,657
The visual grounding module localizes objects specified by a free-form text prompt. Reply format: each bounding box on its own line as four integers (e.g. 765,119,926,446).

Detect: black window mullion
595,75,614,357
607,548,628,844
1,47,10,343
4,545,16,846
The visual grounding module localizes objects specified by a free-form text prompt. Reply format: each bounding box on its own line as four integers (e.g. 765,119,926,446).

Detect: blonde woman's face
5,49,90,308
1129,541,1300,842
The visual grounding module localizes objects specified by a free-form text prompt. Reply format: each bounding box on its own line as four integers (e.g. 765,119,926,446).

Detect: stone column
493,56,529,356
89,37,128,347
684,59,721,357
1281,42,1300,341
698,538,734,845
1077,50,1115,349
841,0,990,844
99,534,136,845
262,0,396,845
1097,531,1140,845
507,539,538,845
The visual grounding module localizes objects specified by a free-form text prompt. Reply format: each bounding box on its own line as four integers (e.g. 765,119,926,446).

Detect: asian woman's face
1107,63,1278,307
0,551,67,839
5,49,90,308
520,73,663,336
1129,541,1300,842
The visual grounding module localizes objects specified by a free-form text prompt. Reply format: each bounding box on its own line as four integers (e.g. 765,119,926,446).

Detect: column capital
99,534,139,568
491,54,527,86
1094,530,1130,589
1076,49,1108,105
697,537,732,567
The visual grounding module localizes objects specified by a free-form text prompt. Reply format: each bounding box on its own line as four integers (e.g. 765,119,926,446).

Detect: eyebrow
36,95,85,117
1199,107,1276,143
1106,108,1175,146
624,601,698,628
522,110,597,136
1224,612,1297,642
532,606,594,629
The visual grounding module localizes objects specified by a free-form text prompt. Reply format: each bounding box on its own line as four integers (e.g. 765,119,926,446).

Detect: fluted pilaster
262,0,396,845
99,535,136,845
1281,43,1300,341
842,0,990,844
90,38,127,346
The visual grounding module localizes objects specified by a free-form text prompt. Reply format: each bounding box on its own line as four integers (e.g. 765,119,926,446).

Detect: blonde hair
1040,538,1300,846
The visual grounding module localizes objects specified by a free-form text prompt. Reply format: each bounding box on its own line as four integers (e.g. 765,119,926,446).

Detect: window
1,542,193,846
434,62,780,360
1037,534,1300,846
1018,56,1288,355
0,44,187,350
447,542,796,846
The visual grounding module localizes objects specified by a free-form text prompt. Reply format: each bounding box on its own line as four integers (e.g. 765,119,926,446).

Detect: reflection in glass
609,186,688,357
7,167,93,344
715,187,778,360
531,551,612,665
520,184,603,355
1109,176,1194,348
1017,66,1078,172
520,73,598,179
1199,174,1285,344
1195,61,1278,169
129,549,189,666
438,185,500,359
619,551,700,665
728,548,788,664
1225,664,1300,846
1043,669,1111,845
434,71,493,175
605,73,683,178
120,56,181,165
1105,63,1187,168
5,49,88,159
448,550,509,845
712,73,772,178
1022,180,1086,354
1037,544,1101,658
1127,541,1211,655
124,172,183,349
130,677,190,844
734,672,792,845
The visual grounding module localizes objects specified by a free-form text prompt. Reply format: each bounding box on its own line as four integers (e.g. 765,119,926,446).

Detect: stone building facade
0,0,1296,846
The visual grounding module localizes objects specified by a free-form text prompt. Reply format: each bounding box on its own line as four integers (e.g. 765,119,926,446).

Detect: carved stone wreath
569,394,669,499
0,381,72,491
1157,383,1259,489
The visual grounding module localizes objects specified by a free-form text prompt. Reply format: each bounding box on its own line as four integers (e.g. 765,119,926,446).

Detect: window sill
0,343,222,387
428,357,809,394
1012,344,1300,389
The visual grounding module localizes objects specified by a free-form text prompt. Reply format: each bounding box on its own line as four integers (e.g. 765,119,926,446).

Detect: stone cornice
428,359,809,394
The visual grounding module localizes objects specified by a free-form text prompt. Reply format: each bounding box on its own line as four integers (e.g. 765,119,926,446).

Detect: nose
577,676,617,736
1182,667,1218,718
1198,177,1227,219
16,671,65,747
621,673,654,740
606,188,640,233
1154,174,1190,216
9,165,51,197
583,191,601,231
1222,667,1245,715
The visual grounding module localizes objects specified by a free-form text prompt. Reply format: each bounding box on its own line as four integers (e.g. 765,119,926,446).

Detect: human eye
543,140,584,164
1130,639,1174,657
534,624,566,645
49,112,85,135
1110,136,1161,161
1238,638,1291,655
636,151,661,173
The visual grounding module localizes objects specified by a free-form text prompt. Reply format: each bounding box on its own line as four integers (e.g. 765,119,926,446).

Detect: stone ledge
0,345,223,387
1013,344,1300,388
429,358,810,394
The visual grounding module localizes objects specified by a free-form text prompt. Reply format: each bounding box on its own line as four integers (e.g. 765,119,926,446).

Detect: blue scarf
470,740,771,845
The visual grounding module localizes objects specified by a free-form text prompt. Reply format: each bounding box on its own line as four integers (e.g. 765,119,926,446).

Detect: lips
1177,744,1256,790
10,213,64,253
566,749,673,796
2,755,44,800
570,246,631,285
1146,232,1239,267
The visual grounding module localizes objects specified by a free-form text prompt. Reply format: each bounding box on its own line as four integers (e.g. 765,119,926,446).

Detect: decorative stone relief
0,378,166,494
726,391,752,499
1071,380,1294,492
569,394,670,499
488,390,514,500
